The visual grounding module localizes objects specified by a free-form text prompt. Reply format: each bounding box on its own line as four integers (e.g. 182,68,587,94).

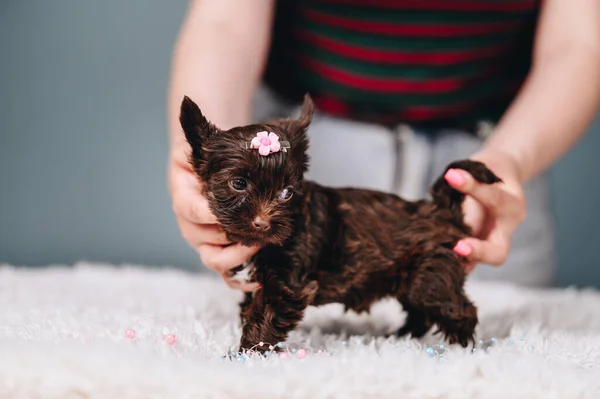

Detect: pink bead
269,345,274,350
279,352,289,360
164,334,177,345
297,349,306,359
259,342,264,346
124,329,136,339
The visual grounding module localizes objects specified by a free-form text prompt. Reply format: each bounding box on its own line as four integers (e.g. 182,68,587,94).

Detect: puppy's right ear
179,96,218,159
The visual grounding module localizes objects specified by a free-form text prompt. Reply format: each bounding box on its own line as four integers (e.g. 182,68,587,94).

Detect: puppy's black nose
252,216,270,231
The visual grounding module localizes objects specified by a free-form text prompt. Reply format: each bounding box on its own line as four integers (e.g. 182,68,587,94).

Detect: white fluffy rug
1,263,600,399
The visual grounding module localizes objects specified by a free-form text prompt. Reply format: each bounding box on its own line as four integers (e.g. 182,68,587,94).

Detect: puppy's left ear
179,96,219,160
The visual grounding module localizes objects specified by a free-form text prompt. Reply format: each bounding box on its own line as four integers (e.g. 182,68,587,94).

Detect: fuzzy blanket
0,263,599,399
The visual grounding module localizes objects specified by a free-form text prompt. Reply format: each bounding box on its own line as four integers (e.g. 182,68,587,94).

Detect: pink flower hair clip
243,131,290,156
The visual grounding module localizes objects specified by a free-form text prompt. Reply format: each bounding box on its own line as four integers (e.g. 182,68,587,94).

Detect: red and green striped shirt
263,0,540,128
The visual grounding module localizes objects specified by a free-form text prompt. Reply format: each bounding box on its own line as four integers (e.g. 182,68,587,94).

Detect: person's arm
168,0,274,147
167,0,274,291
475,0,600,182
449,0,600,267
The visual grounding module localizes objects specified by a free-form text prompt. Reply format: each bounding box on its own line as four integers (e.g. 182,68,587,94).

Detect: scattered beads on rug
59,314,534,364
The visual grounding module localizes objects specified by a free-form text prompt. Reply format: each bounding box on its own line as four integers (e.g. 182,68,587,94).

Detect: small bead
124,329,136,339
507,339,514,345
291,348,297,354
164,334,177,345
277,342,284,348
341,341,347,346
279,352,289,360
264,351,271,356
239,354,247,363
297,349,306,359
490,337,496,343
424,347,436,357
520,337,525,341
259,342,264,346
477,339,483,345
269,345,274,350
439,344,445,350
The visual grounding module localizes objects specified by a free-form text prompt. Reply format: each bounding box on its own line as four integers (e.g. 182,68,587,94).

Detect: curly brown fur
179,94,502,353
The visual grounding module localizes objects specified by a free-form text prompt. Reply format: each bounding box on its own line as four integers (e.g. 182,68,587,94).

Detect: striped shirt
263,0,540,128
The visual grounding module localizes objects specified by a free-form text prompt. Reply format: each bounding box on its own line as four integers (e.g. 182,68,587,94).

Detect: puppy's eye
279,186,294,201
229,178,248,192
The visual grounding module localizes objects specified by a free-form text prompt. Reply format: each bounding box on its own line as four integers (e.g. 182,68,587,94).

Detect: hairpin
242,131,290,156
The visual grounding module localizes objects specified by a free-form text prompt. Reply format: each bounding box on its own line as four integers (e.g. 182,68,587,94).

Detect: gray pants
252,87,557,287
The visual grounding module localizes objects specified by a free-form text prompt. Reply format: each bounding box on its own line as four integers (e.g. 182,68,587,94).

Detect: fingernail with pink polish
453,241,472,257
444,169,464,187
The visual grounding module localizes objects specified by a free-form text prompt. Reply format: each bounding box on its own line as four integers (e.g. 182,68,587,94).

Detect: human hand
168,146,260,291
444,150,527,273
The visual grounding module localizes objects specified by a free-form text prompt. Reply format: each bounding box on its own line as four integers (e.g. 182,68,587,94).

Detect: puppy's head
179,94,314,247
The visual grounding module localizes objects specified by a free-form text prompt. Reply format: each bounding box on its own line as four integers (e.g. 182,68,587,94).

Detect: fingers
445,168,514,215
172,184,219,225
170,163,219,225
169,154,261,293
179,219,230,248
222,274,260,293
198,243,260,274
453,230,510,267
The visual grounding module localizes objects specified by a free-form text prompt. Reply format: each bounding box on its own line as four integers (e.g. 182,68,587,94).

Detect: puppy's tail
430,159,502,222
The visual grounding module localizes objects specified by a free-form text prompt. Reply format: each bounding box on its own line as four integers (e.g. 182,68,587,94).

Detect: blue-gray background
1,1,599,288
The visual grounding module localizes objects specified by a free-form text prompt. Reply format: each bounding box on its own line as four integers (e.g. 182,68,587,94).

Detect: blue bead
424,347,436,357
490,338,496,343
264,351,270,356
507,339,514,345
291,348,297,354
439,345,445,350
520,337,525,341
477,340,483,345
341,341,347,346
277,342,284,348
239,354,247,363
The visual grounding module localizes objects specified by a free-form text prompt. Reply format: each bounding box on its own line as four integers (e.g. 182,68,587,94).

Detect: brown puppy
179,94,502,352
